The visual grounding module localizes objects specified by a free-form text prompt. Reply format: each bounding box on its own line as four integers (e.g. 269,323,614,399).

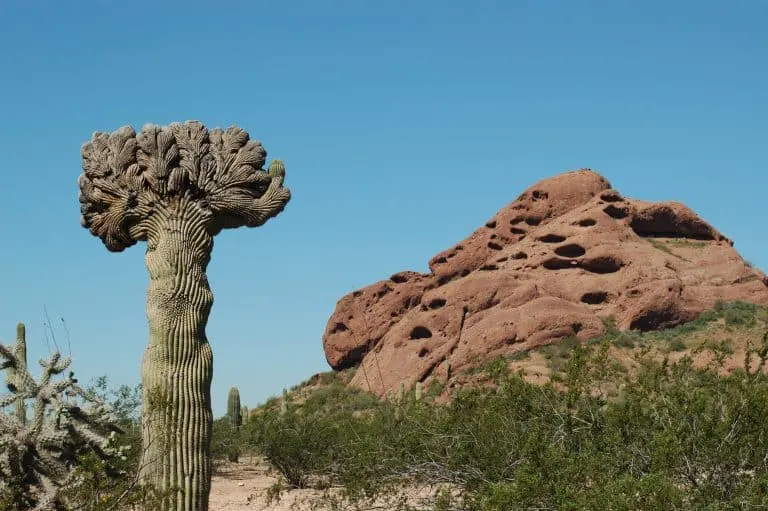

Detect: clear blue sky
0,1,765,417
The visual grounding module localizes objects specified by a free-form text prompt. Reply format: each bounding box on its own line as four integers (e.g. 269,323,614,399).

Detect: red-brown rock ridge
322,169,768,396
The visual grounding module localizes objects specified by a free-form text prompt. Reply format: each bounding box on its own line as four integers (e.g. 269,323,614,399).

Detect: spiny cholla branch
0,343,124,511
78,120,292,252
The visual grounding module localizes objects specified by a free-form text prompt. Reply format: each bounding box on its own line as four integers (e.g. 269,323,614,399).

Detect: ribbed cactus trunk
141,204,214,511
7,322,28,424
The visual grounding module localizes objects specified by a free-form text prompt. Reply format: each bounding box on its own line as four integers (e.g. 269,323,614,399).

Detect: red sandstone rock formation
323,169,768,396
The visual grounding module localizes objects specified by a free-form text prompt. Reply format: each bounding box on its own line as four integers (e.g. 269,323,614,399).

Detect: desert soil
208,459,321,510
209,458,442,511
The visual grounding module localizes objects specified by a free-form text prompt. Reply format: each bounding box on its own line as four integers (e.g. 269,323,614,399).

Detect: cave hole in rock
390,273,409,284
630,310,677,332
410,326,433,339
581,291,609,304
510,227,527,235
428,298,447,309
576,218,597,227
480,264,498,271
433,256,447,264
490,234,497,240
418,347,429,358
531,190,548,201
538,234,567,243
572,322,583,334
456,245,464,251
629,212,714,240
330,322,348,333
376,286,392,298
485,220,497,228
603,204,629,219
581,256,623,274
487,241,503,250
525,216,542,226
512,251,528,260
542,258,574,270
600,191,624,203
554,244,586,258
497,256,509,262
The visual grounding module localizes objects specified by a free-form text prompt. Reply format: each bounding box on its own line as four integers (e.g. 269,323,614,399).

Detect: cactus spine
6,322,28,424
227,387,242,430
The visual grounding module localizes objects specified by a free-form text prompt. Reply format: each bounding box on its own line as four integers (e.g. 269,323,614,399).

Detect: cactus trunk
9,323,28,424
227,387,242,431
141,208,214,511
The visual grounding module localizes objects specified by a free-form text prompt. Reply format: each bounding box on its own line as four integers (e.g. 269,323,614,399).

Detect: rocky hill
322,169,768,396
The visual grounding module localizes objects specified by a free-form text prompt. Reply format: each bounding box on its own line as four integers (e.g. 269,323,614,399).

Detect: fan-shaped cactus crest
78,121,291,511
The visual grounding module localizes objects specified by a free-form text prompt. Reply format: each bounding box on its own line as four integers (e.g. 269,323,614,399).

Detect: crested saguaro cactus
227,387,242,431
78,121,291,510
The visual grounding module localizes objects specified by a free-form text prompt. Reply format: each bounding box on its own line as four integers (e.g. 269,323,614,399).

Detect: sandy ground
208,458,446,511
208,458,323,510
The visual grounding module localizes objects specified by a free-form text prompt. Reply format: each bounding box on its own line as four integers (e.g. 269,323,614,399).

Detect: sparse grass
666,239,707,248
647,238,673,254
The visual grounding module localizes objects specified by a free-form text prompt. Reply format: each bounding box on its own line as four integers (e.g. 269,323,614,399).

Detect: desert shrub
247,329,768,510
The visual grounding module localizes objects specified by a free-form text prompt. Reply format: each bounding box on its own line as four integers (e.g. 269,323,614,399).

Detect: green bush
245,333,768,510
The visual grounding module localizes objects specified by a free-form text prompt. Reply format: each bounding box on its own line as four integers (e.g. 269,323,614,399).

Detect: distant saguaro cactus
227,387,242,430
241,406,249,425
5,323,28,424
78,121,291,511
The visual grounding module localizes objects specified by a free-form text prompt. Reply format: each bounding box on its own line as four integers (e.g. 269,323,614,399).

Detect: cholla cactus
0,341,122,510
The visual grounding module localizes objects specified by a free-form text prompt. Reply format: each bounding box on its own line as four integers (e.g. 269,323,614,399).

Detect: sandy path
208,459,323,510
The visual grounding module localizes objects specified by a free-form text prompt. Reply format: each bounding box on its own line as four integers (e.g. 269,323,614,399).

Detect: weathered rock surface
322,169,768,396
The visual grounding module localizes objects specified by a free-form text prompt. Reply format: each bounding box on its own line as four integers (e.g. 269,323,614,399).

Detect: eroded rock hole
581,257,622,274
542,258,574,270
330,322,348,334
428,298,447,309
538,234,567,243
554,244,586,258
525,216,542,226
433,256,447,264
496,256,509,262
390,273,409,284
600,191,624,202
485,220,497,228
512,251,528,260
410,326,433,340
581,291,608,304
460,269,471,277
510,227,527,235
531,190,548,200
577,218,597,227
480,264,498,271
603,204,629,219
418,347,429,358
488,241,503,250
